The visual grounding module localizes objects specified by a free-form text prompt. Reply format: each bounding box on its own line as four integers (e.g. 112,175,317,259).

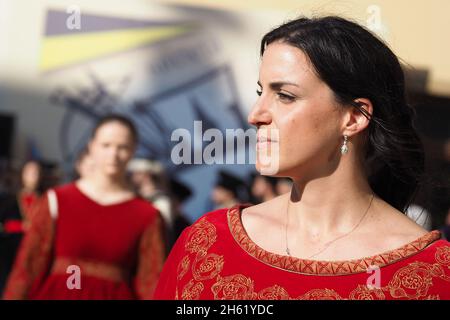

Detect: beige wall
166,0,450,96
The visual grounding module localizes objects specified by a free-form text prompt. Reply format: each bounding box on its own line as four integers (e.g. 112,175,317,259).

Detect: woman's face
248,41,344,180
22,161,41,191
251,176,269,198
89,122,135,178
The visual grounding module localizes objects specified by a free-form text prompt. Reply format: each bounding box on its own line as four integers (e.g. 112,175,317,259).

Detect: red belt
51,257,130,283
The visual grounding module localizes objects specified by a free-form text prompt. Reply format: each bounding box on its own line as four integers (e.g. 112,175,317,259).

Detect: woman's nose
247,97,271,128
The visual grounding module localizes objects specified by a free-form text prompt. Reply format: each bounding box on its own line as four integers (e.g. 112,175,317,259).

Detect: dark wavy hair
91,114,138,145
261,16,425,213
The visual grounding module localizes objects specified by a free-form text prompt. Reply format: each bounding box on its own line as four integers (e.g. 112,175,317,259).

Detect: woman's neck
79,172,129,194
288,162,374,238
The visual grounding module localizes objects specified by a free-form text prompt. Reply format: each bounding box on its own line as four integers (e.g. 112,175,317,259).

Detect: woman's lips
257,137,278,143
256,137,278,150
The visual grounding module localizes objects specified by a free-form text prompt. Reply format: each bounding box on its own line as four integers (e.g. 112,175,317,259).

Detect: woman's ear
342,98,373,137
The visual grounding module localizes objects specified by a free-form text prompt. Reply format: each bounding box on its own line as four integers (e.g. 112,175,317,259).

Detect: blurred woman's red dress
154,205,450,300
3,183,165,300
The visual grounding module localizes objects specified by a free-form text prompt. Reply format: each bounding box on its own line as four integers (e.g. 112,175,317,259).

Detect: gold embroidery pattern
435,246,450,266
211,274,258,300
175,209,449,300
192,253,224,281
298,288,343,300
348,284,385,300
228,205,442,276
177,255,190,281
386,261,450,299
257,285,290,300
181,279,204,300
179,218,224,299
185,218,217,254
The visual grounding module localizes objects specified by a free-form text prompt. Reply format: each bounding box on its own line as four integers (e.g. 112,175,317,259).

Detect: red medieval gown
154,205,450,300
3,183,165,300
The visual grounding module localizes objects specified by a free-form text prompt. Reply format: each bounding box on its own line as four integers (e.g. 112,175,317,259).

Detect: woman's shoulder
49,182,77,196
414,237,450,262
365,199,431,247
126,196,161,223
130,195,158,210
175,206,245,243
188,207,233,230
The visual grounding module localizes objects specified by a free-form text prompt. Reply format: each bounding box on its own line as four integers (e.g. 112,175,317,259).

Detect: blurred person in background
0,160,46,295
0,191,22,296
128,158,172,252
441,208,450,241
3,114,165,300
128,158,172,231
276,177,293,195
167,178,192,246
250,174,278,204
211,170,247,210
439,140,450,240
406,203,432,231
19,161,43,224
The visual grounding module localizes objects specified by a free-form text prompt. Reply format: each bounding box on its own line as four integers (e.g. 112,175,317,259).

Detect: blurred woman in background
4,115,165,300
18,161,44,229
0,160,45,295
251,174,278,204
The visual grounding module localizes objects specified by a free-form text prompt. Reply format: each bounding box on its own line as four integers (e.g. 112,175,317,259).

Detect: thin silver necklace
285,193,374,259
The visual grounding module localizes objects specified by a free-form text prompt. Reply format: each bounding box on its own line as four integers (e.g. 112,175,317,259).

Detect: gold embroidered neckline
227,204,442,276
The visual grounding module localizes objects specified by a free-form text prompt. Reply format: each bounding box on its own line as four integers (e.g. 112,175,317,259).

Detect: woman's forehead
94,122,132,139
260,42,315,84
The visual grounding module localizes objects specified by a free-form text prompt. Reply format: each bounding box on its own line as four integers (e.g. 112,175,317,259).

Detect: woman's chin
255,161,281,176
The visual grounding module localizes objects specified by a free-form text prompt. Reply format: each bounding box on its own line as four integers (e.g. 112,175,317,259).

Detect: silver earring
340,135,349,155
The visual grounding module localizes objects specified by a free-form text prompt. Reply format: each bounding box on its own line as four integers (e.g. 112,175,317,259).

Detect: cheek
279,109,317,146
118,149,133,162
89,146,108,164
281,108,338,156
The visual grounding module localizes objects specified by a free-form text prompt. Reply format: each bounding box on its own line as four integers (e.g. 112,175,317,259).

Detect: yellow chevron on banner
40,26,191,71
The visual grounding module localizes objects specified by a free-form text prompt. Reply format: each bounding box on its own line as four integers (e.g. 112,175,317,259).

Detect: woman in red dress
18,161,43,226
154,16,450,300
4,115,165,299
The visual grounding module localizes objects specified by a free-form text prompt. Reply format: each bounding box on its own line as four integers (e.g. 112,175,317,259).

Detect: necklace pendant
286,248,291,256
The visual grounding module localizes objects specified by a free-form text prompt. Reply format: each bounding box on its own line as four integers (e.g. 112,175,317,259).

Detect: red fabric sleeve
2,194,55,300
133,214,166,299
153,226,190,300
3,220,24,233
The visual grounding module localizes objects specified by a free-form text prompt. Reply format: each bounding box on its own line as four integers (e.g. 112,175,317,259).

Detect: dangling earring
340,135,349,155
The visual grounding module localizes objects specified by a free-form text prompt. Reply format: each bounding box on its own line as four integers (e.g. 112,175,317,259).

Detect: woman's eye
277,92,296,102
256,89,262,96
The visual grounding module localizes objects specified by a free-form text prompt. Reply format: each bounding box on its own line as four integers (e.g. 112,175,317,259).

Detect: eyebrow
257,81,300,90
